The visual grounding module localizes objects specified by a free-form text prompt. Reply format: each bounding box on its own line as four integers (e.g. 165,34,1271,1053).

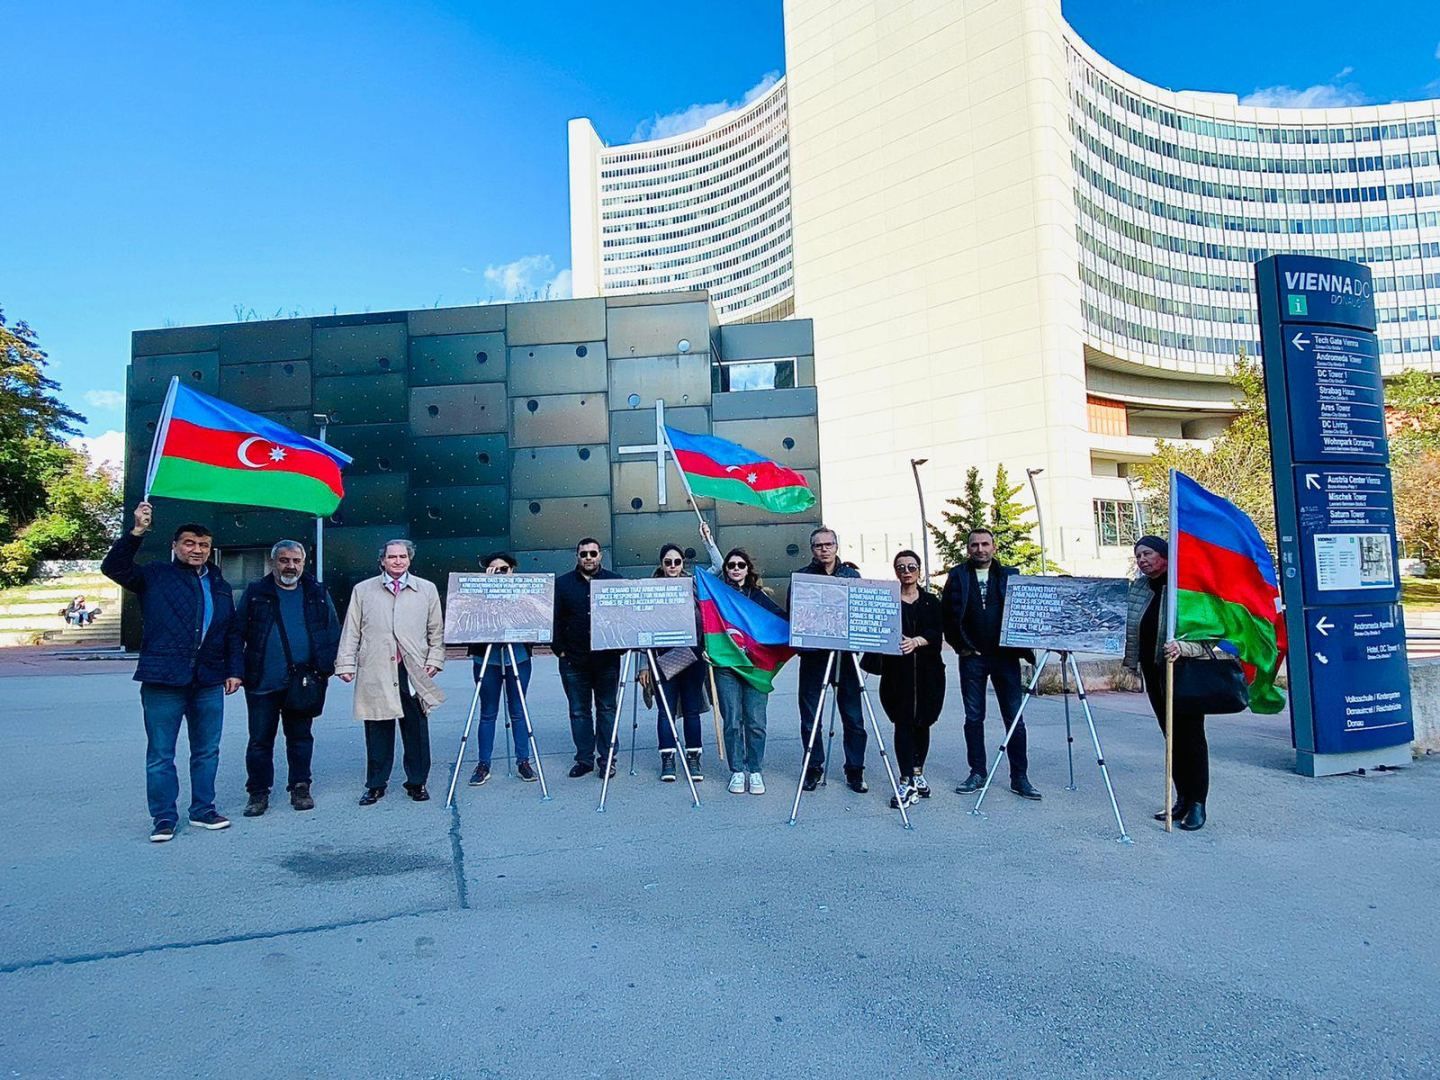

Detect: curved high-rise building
569,76,793,323
571,0,1440,572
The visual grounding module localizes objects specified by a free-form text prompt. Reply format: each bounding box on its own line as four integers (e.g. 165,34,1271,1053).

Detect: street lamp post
1124,474,1143,543
1026,467,1047,574
910,458,930,584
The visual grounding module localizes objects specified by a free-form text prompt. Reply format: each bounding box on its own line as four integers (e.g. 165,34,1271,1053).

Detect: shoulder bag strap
273,595,297,673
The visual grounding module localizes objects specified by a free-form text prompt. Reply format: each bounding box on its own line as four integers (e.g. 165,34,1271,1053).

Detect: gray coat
335,573,447,720
1122,576,1208,670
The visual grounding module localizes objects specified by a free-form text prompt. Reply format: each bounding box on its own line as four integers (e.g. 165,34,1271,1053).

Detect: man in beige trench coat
336,539,446,805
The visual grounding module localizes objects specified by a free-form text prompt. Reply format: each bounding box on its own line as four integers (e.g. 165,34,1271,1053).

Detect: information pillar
1256,254,1413,776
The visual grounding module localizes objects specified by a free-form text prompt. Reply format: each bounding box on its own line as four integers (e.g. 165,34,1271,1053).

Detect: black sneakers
188,810,231,830
290,783,315,811
149,821,176,843
954,771,987,794
1010,775,1043,801
844,768,868,794
569,761,594,778
469,763,491,787
802,765,823,792
516,760,538,783
243,793,269,817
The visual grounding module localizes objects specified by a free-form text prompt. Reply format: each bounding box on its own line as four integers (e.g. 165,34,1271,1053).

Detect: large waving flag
145,378,352,516
665,426,816,514
694,570,795,693
1169,471,1287,713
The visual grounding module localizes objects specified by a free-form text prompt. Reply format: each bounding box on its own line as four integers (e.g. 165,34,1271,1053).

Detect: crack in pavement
0,905,454,976
448,799,471,910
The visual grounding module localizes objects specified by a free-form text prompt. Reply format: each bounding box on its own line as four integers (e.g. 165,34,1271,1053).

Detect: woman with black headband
1123,535,1214,831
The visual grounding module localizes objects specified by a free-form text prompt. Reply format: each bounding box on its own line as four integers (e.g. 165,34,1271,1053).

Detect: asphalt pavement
1,653,1436,1078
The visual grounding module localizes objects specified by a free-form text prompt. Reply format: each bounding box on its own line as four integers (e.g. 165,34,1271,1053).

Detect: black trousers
892,723,931,777
363,668,430,790
244,689,314,794
797,651,866,772
1142,659,1209,804
959,653,1028,779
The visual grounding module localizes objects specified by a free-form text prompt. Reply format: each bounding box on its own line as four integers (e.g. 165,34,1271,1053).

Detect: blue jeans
654,660,705,752
959,653,1028,778
474,657,533,765
139,682,225,824
714,668,767,771
559,652,621,765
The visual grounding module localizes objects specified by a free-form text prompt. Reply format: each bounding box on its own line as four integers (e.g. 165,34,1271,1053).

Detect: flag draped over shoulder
665,426,816,514
145,379,352,516
694,570,794,693
1171,472,1287,714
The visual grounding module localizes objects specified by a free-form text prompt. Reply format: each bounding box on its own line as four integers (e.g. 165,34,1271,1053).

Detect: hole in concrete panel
684,547,695,559
528,502,541,514
782,437,795,450
427,405,440,417
576,345,588,357
627,394,641,408
329,512,344,525
283,363,295,375
378,356,391,369
526,399,538,412
427,507,441,520
477,452,490,465
577,447,591,460
377,457,393,472
475,351,488,364
631,497,643,510
233,515,245,528
145,421,157,432
786,544,800,557
190,370,202,380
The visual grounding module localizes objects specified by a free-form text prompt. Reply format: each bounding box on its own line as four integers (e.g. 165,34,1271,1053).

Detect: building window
713,358,796,392
1093,498,1152,548
1086,395,1128,436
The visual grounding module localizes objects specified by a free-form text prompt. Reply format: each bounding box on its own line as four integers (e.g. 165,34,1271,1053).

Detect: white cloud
481,255,572,301
630,71,780,142
1240,81,1368,108
69,430,125,476
84,389,126,411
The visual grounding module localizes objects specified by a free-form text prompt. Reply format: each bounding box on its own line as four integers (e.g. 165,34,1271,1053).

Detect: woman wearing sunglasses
876,549,945,808
466,553,537,786
640,542,710,783
698,524,785,795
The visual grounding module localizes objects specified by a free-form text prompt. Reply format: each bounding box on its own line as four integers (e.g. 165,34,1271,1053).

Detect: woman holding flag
640,542,711,783
696,525,787,796
1125,536,1212,832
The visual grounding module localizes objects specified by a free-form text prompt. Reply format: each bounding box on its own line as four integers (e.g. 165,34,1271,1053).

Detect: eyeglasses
578,550,600,558
725,561,749,570
811,541,836,550
662,558,683,567
489,565,512,574
895,563,920,572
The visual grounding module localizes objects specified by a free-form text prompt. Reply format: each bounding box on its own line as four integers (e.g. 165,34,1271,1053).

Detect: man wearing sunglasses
790,526,869,793
552,538,623,777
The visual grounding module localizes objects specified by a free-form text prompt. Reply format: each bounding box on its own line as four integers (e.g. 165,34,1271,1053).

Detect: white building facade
571,0,1440,573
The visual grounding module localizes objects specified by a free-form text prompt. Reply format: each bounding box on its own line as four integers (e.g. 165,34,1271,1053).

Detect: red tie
391,579,403,661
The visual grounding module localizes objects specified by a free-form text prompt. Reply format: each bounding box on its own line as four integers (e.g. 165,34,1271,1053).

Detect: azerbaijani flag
1170,471,1287,714
144,378,352,516
695,570,795,693
665,426,816,514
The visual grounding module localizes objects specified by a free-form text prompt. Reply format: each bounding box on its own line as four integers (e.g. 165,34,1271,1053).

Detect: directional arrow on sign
1305,474,1321,490
1314,652,1329,665
1292,331,1311,351
1315,616,1334,636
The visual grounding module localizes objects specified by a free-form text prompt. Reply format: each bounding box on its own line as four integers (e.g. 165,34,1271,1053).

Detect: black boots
1153,797,1188,822
1178,802,1206,831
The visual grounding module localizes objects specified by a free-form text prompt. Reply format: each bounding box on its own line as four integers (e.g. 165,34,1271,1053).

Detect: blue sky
2,0,1436,464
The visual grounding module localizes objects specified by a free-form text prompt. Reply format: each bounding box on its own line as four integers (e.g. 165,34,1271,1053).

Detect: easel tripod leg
788,651,834,826
972,651,1051,815
648,650,700,808
1061,650,1077,791
850,654,911,830
445,646,491,809
507,644,550,801
597,651,632,813
1070,654,1131,844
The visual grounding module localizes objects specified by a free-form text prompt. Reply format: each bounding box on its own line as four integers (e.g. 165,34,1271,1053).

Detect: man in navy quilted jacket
103,501,244,842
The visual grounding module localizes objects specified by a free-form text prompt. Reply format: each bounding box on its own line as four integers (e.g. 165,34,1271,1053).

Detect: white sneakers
729,771,766,794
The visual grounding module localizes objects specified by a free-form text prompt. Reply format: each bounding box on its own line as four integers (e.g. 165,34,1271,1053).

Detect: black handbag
275,602,327,717
1172,648,1249,715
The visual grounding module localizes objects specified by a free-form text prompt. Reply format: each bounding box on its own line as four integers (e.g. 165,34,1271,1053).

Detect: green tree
988,463,1045,573
1131,352,1277,553
927,465,987,566
0,308,119,585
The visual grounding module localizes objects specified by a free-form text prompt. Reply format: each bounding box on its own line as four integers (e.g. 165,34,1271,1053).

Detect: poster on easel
590,578,697,651
999,576,1127,655
787,574,902,654
444,573,554,644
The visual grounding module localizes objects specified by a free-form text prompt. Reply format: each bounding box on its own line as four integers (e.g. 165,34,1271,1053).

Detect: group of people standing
106,501,1216,842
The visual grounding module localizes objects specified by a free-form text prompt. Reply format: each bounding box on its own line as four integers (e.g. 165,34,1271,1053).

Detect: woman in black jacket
877,550,946,808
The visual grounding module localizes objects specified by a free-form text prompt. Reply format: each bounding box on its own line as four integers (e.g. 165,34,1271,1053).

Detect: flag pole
143,376,181,502
1164,469,1180,833
660,424,709,533
706,662,728,770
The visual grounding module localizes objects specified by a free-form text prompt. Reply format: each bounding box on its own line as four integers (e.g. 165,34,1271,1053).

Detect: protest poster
444,573,554,644
788,573,901,654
